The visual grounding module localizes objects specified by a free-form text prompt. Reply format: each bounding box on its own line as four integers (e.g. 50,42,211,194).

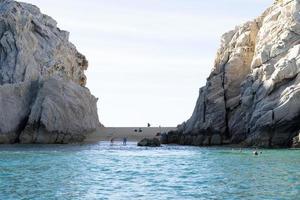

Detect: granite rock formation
138,138,161,147
164,0,300,147
292,133,300,147
0,0,100,143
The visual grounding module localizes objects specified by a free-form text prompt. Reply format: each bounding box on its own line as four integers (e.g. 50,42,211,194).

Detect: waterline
0,143,299,200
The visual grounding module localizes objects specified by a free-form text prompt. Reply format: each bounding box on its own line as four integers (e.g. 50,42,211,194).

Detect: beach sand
85,127,176,142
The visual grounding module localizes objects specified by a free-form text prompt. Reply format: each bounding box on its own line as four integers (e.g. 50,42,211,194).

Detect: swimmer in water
253,148,259,156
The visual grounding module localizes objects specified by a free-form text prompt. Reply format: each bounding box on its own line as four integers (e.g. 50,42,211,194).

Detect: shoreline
84,127,176,143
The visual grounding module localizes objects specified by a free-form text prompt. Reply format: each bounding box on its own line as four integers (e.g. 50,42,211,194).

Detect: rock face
292,133,300,148
138,138,161,147
166,0,300,147
0,0,100,143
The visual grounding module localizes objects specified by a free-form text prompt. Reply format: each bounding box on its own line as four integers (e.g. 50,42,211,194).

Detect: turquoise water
0,142,299,200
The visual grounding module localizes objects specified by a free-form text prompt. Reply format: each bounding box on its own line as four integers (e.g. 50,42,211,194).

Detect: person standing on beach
123,137,127,146
110,138,114,145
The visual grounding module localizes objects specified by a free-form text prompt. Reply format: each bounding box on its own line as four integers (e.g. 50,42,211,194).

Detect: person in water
110,138,114,145
123,137,127,146
253,148,261,156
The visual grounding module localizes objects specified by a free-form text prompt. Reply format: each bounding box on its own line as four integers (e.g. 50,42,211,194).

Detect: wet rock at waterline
165,0,300,148
0,0,100,144
138,138,161,147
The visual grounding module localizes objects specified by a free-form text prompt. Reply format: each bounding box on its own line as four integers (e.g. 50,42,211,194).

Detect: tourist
253,148,259,156
123,137,127,146
110,138,114,145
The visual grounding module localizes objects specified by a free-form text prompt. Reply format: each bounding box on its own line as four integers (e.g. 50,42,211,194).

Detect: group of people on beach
109,124,152,146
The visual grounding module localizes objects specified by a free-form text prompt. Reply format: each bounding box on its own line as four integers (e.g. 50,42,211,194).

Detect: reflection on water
0,142,299,200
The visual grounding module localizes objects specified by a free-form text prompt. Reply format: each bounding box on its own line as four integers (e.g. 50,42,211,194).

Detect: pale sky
22,0,273,127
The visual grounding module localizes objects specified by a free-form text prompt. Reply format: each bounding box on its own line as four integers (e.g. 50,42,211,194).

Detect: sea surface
0,142,299,200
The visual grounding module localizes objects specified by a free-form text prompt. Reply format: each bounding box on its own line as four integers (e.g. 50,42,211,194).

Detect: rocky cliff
164,0,300,147
0,0,100,143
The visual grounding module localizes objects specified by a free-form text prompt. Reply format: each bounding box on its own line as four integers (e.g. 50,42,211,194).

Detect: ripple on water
0,142,299,200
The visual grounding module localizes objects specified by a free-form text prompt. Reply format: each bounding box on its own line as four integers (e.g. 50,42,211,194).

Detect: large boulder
19,77,99,144
138,138,161,147
0,0,100,143
169,0,300,147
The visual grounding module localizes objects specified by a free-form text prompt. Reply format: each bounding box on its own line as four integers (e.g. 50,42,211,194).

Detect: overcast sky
22,0,273,127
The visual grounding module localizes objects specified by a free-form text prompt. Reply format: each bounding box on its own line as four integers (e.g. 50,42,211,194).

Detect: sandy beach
85,127,176,142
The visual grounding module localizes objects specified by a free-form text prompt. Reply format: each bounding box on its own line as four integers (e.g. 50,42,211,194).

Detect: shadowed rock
138,138,161,147
292,133,300,148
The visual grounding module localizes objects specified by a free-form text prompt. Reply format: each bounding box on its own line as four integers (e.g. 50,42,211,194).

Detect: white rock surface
171,0,300,147
0,0,100,143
